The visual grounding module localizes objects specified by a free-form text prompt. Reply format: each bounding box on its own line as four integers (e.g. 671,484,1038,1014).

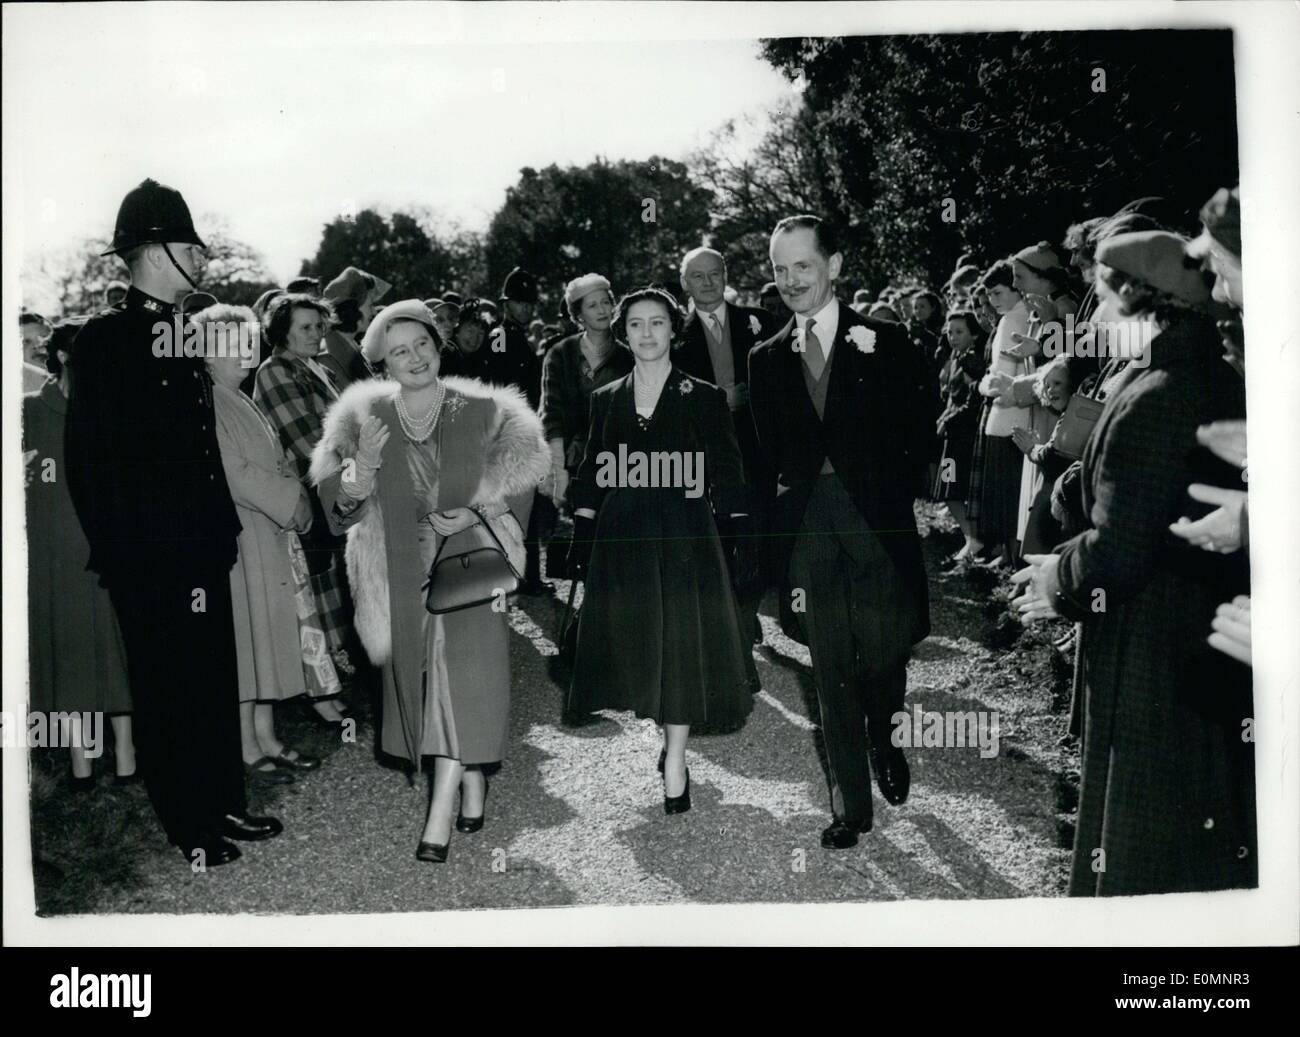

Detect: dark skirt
566,487,754,731
976,434,1023,548
932,426,978,504
965,401,992,524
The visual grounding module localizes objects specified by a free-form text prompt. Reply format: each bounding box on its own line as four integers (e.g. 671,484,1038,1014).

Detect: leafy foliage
756,30,1238,294
298,207,484,302
482,157,715,313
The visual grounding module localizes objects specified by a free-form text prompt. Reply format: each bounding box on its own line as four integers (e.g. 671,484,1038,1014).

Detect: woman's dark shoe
663,769,691,815
113,770,141,787
244,756,295,786
68,774,96,793
456,775,489,833
416,840,449,863
270,749,322,772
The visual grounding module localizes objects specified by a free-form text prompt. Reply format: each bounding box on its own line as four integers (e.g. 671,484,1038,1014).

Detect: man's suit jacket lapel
823,302,866,431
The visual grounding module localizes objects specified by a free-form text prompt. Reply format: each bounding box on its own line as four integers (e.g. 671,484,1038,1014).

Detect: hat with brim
1096,230,1211,306
1185,186,1241,261
361,299,437,363
324,266,393,306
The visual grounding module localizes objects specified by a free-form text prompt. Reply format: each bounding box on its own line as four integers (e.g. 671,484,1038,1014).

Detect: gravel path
56,512,1072,915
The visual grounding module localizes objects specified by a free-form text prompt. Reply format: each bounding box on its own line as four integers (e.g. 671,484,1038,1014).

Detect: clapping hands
1196,419,1247,469
1169,484,1247,553
1006,331,1043,359
1208,596,1252,666
1010,553,1062,624
1011,426,1043,456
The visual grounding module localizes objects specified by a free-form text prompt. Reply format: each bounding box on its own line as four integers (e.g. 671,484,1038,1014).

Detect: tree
25,216,277,318
483,157,715,312
689,101,849,292
298,207,485,302
756,30,1239,294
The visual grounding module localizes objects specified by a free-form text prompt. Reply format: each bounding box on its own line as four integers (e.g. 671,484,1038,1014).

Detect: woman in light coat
312,300,548,863
197,305,334,784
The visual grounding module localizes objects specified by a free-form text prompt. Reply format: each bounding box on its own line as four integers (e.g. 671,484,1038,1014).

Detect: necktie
702,312,720,344
803,318,826,381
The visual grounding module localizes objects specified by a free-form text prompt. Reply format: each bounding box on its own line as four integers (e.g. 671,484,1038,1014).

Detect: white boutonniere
848,326,877,354
748,314,763,336
678,378,694,395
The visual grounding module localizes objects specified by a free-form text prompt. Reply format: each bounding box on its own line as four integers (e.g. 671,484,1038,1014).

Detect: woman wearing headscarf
25,319,135,788
197,305,332,786
312,300,548,863
254,293,354,722
1012,230,1254,896
537,273,632,508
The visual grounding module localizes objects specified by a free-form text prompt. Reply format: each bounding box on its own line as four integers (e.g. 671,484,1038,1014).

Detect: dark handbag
423,511,520,614
1053,393,1104,460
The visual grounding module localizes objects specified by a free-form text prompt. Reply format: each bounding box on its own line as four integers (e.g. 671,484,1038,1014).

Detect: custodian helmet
101,178,206,256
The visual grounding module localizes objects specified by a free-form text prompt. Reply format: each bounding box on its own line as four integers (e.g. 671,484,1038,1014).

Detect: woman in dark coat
932,311,987,565
564,287,754,815
24,321,135,787
1013,230,1254,896
538,274,633,507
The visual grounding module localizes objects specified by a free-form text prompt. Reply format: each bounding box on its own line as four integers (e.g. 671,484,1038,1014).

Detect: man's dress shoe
820,817,872,850
178,839,242,867
870,745,911,806
220,813,284,842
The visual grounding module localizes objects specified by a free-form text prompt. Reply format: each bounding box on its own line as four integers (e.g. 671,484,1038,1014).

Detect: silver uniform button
1203,817,1215,830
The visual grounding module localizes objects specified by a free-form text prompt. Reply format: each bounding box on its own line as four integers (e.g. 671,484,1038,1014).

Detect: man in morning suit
65,179,283,867
674,247,780,646
747,215,932,849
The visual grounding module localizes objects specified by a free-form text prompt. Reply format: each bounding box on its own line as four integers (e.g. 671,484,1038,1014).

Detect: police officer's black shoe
518,577,553,596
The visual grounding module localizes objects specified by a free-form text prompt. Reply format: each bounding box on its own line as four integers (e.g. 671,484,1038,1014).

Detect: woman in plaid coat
254,293,354,721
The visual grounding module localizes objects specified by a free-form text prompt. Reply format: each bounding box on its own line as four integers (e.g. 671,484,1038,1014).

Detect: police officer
64,179,282,867
494,267,550,593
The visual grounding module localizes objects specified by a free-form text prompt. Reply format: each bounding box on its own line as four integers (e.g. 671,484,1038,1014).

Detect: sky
4,3,793,308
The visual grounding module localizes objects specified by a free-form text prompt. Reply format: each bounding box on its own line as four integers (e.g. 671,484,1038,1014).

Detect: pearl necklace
395,382,446,443
633,365,671,410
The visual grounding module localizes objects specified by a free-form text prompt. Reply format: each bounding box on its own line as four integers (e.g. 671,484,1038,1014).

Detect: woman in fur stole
311,300,548,863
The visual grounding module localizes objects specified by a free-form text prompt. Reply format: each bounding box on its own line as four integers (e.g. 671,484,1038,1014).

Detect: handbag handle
429,507,521,577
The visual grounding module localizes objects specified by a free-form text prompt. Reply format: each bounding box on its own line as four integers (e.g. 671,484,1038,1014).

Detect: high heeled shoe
456,775,489,834
663,768,691,815
416,840,449,863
